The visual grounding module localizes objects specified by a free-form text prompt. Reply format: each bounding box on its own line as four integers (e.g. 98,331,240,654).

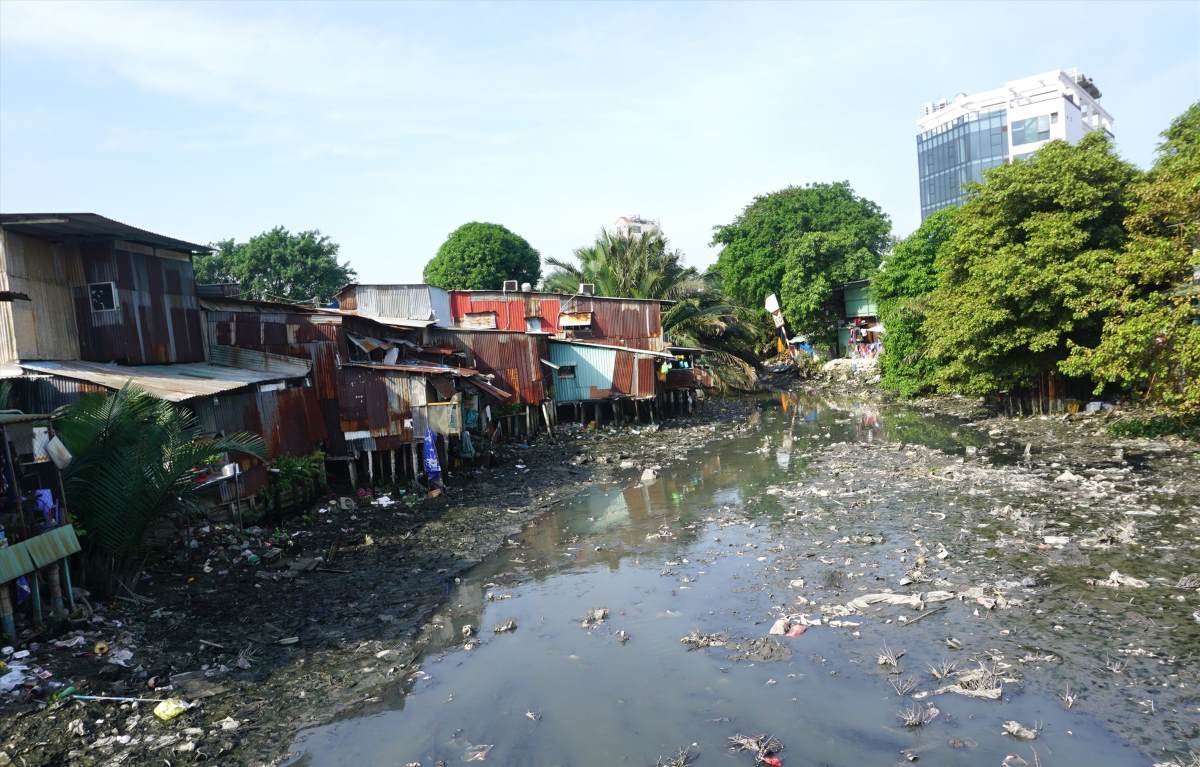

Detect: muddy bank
0,399,752,767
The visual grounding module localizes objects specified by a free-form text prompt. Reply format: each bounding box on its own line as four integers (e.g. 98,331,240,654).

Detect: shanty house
0,214,325,504
448,289,668,350
204,296,513,483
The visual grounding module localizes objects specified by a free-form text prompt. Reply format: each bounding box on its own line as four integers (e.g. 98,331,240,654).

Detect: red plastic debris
760,757,783,767
785,625,807,637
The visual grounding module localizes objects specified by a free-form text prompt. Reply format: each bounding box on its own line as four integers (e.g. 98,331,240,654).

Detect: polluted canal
290,394,1199,767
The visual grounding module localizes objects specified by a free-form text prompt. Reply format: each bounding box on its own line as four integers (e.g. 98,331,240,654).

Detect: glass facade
916,108,1008,219
1012,115,1051,145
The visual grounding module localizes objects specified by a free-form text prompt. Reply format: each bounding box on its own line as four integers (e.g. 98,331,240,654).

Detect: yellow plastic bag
153,698,189,722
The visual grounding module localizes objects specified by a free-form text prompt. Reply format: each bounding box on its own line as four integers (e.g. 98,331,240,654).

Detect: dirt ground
0,399,753,767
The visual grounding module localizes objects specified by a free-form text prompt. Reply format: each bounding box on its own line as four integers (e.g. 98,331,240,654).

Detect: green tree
1062,102,1200,413
56,385,264,594
923,133,1138,395
423,222,540,290
874,208,959,397
195,227,355,304
545,230,759,388
711,182,891,344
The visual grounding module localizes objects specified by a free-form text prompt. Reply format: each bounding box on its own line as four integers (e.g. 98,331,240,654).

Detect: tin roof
199,296,318,314
0,213,211,254
455,289,672,305
17,358,309,402
550,339,675,359
314,307,437,328
339,361,479,377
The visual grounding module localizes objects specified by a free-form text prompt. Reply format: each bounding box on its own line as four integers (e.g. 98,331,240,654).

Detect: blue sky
1,1,1197,282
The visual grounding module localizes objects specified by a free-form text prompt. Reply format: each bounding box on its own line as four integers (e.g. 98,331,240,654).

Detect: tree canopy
874,207,959,397
195,227,354,305
712,182,891,343
423,222,540,291
544,230,701,299
922,133,1138,395
1062,102,1200,413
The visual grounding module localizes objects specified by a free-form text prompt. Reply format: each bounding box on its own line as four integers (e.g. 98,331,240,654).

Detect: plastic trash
153,698,190,722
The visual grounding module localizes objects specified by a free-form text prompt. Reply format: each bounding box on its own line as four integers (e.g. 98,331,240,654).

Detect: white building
916,69,1115,219
611,215,660,239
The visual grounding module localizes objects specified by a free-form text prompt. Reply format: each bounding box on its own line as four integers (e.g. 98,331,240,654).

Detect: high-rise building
916,69,1114,220
611,215,660,239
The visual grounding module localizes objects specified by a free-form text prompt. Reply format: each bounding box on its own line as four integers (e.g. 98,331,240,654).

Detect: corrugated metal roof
426,328,546,404
199,296,317,314
23,525,82,567
0,213,211,253
334,285,451,325
553,339,674,359
315,307,436,328
456,289,671,305
0,543,36,582
467,375,510,400
340,361,478,377
17,359,307,402
208,345,312,378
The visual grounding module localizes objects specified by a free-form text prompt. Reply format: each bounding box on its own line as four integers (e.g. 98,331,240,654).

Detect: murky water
291,395,1191,766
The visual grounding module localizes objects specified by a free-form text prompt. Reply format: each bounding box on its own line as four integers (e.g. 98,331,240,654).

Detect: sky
1,1,1197,283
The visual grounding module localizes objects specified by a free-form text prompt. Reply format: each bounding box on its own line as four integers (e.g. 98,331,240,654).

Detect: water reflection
290,394,1150,767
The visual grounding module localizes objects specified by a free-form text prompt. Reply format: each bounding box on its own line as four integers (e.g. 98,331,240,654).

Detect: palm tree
55,385,265,594
545,231,760,388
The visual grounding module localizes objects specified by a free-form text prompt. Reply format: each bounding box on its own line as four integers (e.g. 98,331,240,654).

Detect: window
558,365,576,380
1012,115,1051,145
526,316,542,332
88,282,118,311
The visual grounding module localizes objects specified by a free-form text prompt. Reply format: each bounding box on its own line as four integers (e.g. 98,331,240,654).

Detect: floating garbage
1088,570,1150,589
1002,720,1039,740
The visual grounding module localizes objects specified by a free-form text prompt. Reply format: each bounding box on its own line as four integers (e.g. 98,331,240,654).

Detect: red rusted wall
448,292,663,350
636,356,657,397
427,328,547,405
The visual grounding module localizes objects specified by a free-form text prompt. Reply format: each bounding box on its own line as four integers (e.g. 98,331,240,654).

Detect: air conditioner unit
502,280,519,292
579,283,595,296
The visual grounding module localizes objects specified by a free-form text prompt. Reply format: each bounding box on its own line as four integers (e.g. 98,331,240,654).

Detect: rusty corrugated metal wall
206,308,347,456
205,307,438,458
336,285,451,324
73,241,204,365
448,292,664,350
0,230,85,364
336,367,426,451
427,328,547,405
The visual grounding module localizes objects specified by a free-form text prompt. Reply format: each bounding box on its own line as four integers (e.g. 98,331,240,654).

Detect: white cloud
0,0,439,107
